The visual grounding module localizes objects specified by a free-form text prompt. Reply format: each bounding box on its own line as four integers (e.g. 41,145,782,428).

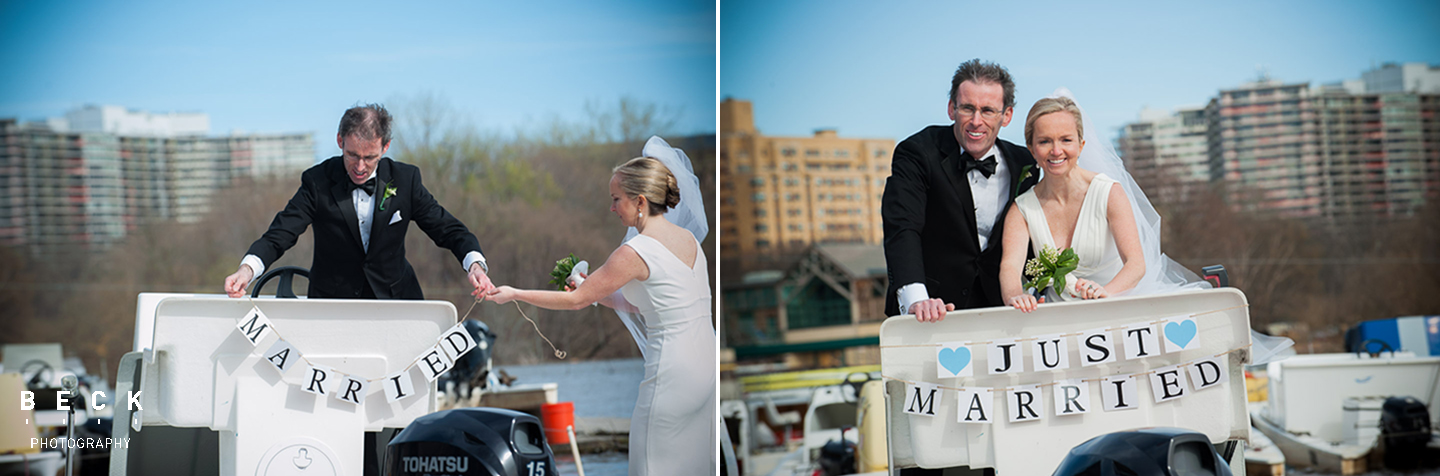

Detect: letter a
264,339,298,373
956,387,992,424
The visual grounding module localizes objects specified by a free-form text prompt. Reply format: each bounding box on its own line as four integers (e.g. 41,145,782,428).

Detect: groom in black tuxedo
883,59,1038,322
223,104,494,300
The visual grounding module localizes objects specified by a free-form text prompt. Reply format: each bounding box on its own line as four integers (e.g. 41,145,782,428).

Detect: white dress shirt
897,144,1011,314
240,170,486,281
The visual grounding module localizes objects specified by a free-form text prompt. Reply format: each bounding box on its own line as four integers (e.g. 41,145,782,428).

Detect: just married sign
879,289,1253,474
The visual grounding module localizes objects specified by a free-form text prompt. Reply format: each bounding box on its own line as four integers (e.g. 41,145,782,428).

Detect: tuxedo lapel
330,167,364,252
937,133,980,249
999,140,1038,199
367,159,395,259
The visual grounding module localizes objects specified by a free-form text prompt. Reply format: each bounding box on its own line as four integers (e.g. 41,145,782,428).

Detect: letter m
237,310,270,345
907,386,937,415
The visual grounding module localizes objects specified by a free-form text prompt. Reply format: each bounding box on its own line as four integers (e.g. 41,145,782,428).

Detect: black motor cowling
1052,427,1232,476
1381,396,1431,469
816,437,856,476
385,408,555,476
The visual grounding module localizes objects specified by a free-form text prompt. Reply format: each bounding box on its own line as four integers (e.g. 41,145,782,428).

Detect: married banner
233,304,475,406
878,289,1253,475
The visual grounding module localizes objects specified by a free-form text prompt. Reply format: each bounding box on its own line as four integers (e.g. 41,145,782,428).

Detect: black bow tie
352,177,377,195
964,153,997,178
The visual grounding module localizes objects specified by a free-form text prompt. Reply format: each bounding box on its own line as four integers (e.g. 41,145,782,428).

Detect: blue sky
0,0,717,159
722,0,1440,145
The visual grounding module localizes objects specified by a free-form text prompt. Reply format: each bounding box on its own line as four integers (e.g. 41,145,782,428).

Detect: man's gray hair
949,59,1016,110
338,103,393,146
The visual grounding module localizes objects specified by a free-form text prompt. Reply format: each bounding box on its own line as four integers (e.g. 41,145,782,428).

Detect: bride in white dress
1000,90,1295,364
1000,91,1207,311
487,137,715,475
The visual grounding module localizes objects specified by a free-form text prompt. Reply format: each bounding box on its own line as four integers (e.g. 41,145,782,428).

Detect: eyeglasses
954,104,1004,120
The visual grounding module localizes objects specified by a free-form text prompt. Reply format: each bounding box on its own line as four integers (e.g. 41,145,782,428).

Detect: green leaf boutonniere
379,184,397,211
1013,164,1035,197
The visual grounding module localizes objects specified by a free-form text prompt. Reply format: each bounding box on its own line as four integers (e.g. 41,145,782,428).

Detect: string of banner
879,304,1249,424
230,297,564,408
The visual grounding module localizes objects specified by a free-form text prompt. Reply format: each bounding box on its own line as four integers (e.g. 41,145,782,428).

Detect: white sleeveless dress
1014,174,1123,302
619,234,717,475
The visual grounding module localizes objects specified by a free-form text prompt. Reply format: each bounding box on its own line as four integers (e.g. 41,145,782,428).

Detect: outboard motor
1052,427,1232,476
385,408,555,476
816,426,856,476
1381,396,1431,469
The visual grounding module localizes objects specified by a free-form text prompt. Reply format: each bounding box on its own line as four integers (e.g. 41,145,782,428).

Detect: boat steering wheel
843,371,872,403
1355,338,1395,358
250,266,310,299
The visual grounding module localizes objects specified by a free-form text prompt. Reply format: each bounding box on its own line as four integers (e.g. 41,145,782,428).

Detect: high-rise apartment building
1206,79,1324,218
1311,90,1439,222
1119,64,1440,225
719,98,895,259
0,113,314,255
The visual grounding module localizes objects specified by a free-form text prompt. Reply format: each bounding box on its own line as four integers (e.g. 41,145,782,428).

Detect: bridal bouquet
548,254,589,291
1024,245,1078,297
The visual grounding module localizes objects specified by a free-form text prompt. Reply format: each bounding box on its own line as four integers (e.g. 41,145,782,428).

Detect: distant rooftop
47,105,210,137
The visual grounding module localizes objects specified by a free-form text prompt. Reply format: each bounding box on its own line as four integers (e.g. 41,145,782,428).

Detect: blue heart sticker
938,346,971,375
1165,320,1197,348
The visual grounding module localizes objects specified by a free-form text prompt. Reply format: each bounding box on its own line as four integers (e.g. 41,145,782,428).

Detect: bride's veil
613,135,710,356
1049,87,1207,296
1050,88,1293,364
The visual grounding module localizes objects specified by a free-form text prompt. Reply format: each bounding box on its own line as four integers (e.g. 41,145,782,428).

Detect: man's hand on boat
910,298,955,323
224,264,255,298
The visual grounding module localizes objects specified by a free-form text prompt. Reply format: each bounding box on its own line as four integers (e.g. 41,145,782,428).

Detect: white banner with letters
234,305,474,406
879,289,1253,475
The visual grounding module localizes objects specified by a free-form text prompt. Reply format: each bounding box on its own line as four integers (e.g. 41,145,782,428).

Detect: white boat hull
1252,408,1372,474
1243,422,1286,476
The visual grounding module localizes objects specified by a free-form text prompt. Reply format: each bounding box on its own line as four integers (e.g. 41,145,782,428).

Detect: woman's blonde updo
613,156,681,215
1024,96,1085,148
